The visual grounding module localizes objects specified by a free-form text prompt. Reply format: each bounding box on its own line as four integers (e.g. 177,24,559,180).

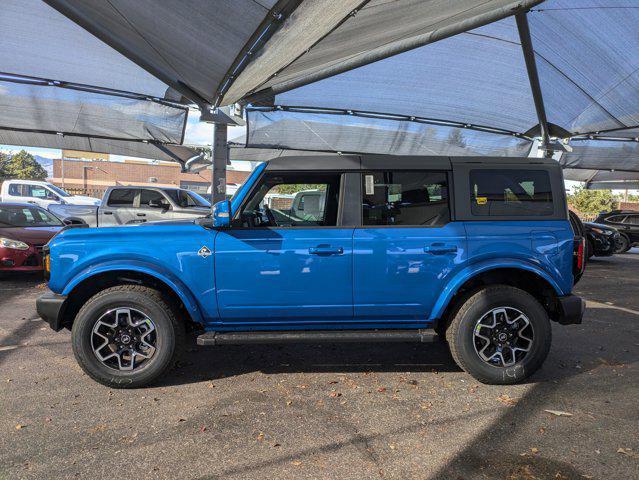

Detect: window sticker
365,175,375,195
476,196,488,205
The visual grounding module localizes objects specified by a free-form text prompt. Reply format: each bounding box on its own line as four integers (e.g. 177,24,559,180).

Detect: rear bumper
36,292,67,331
555,294,585,325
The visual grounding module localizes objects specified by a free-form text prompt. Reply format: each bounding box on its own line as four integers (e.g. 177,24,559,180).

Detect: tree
3,150,48,180
0,152,8,180
567,186,615,215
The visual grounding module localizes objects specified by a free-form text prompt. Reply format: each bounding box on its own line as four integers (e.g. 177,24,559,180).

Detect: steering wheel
263,205,277,226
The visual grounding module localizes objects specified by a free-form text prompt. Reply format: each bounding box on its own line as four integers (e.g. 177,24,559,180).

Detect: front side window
606,215,626,223
28,186,54,199
165,189,209,208
470,169,553,217
8,184,25,196
237,173,341,227
362,171,450,226
139,189,168,207
107,189,136,207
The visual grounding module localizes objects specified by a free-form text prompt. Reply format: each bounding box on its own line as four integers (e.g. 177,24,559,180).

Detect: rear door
137,189,172,223
353,170,465,323
215,171,354,325
621,214,639,243
99,188,137,226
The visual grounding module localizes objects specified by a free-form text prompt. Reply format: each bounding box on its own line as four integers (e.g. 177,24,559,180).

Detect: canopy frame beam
515,12,551,151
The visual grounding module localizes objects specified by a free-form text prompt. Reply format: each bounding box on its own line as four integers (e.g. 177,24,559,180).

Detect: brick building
50,157,249,198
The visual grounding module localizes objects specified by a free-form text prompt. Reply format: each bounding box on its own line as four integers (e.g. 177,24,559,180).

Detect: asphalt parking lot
1,252,637,480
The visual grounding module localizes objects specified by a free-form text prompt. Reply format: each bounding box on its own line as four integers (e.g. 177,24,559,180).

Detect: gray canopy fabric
561,139,639,190
247,0,639,168
0,0,192,163
43,0,540,107
0,129,201,165
245,109,533,157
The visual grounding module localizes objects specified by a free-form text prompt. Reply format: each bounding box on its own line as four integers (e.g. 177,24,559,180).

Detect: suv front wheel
71,285,184,388
446,285,551,384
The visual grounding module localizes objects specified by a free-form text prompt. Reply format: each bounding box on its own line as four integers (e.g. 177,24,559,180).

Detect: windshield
0,205,63,227
46,184,71,197
165,189,210,208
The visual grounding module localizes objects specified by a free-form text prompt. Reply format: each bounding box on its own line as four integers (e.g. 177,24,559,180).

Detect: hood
0,226,63,245
67,195,101,206
585,222,617,232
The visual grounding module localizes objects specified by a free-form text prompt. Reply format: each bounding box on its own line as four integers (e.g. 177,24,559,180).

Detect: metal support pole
516,12,551,151
211,122,228,205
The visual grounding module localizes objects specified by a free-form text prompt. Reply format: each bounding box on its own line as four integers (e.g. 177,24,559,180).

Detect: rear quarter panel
463,220,575,294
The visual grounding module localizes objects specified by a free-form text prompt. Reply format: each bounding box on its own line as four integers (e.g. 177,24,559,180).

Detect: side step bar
197,329,438,346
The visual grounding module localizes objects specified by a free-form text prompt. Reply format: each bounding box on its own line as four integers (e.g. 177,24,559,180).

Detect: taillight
574,237,586,273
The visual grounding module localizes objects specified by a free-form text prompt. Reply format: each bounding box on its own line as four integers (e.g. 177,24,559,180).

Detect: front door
215,171,353,326
353,170,465,323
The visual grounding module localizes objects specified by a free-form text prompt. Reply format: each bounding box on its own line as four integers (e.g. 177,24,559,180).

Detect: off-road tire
614,234,631,254
71,285,184,388
446,285,552,385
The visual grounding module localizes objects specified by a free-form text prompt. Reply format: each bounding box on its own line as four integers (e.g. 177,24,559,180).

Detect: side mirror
148,198,168,209
212,200,232,227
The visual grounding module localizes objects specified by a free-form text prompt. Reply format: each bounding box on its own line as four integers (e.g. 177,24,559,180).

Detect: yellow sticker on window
476,196,488,205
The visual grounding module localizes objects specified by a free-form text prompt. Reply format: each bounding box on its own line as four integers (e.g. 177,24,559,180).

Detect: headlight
0,237,29,250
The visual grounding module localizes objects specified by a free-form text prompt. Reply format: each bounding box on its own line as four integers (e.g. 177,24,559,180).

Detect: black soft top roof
264,155,559,171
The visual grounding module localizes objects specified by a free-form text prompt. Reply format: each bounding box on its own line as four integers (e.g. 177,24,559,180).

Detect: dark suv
594,210,639,253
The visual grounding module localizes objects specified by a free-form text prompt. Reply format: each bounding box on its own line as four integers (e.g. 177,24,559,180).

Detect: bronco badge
198,246,212,258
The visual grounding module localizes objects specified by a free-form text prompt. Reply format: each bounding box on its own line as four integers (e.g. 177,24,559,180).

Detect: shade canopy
42,0,538,107
244,0,639,173
0,0,198,165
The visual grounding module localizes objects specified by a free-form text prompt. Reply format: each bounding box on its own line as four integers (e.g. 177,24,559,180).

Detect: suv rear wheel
446,285,551,384
71,285,184,388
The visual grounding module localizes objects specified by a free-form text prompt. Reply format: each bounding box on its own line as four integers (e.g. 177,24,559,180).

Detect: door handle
137,213,146,217
424,244,458,255
103,211,113,215
309,246,344,255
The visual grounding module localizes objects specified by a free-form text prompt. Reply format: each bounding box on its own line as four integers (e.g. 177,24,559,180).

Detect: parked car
583,222,620,258
594,210,639,253
48,186,210,227
0,179,100,208
0,203,64,273
37,155,585,388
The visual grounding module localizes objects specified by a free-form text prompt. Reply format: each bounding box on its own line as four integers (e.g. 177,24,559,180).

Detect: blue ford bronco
37,155,586,388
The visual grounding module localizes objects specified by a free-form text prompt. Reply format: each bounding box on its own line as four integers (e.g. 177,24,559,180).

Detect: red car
0,203,64,273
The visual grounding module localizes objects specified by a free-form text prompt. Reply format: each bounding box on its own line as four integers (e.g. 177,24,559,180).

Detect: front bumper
555,294,585,325
36,292,67,331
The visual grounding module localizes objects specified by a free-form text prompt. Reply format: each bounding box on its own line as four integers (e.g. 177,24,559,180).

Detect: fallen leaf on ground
329,391,341,398
377,387,387,393
497,394,518,406
531,447,539,454
291,460,302,466
15,424,24,430
544,410,573,417
617,448,638,458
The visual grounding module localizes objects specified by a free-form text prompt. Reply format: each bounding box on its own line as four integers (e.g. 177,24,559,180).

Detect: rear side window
606,215,626,223
8,184,25,196
107,189,136,207
470,169,553,217
362,171,450,226
624,215,639,225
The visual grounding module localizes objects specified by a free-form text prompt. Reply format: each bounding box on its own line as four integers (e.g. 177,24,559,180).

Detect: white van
0,180,101,208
